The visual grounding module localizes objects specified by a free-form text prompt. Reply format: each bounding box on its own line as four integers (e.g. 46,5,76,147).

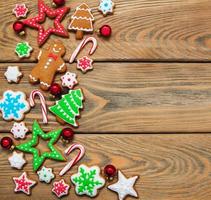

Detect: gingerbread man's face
49,41,65,56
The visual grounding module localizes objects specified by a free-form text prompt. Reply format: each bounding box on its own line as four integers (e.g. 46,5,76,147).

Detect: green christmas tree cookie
49,89,84,127
16,121,65,171
71,164,105,197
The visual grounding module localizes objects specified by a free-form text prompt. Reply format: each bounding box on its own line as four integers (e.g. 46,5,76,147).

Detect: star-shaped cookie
16,121,65,171
4,66,22,83
13,172,36,195
23,0,70,46
108,170,139,200
8,151,26,169
37,166,55,183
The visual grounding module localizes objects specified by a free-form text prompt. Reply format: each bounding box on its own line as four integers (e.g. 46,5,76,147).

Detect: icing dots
77,56,93,73
61,72,78,89
13,4,29,19
11,122,28,139
37,166,55,183
15,42,33,58
52,179,70,198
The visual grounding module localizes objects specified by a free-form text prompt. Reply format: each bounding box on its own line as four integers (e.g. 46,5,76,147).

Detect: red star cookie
23,0,70,46
13,172,36,195
52,179,70,198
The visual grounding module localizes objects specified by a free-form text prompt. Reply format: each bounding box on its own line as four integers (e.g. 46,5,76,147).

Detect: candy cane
29,89,48,124
69,36,98,63
59,143,85,176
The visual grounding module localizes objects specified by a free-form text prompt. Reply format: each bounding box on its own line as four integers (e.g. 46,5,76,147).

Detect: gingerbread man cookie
29,40,67,91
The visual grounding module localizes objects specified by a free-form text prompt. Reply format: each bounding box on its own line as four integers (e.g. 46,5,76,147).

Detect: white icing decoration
8,151,26,169
61,72,78,89
4,66,22,83
108,170,139,200
11,122,28,139
37,166,55,184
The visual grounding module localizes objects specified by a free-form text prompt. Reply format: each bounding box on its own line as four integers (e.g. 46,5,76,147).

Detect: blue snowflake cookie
98,0,115,16
0,90,30,121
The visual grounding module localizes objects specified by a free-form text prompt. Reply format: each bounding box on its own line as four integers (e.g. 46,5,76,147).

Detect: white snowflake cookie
71,164,105,197
61,72,78,89
37,166,55,184
108,170,139,200
8,151,26,169
13,4,29,19
11,122,28,139
4,66,22,83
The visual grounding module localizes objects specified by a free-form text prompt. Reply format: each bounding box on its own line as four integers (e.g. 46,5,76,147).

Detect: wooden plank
1,0,211,62
1,62,211,133
1,134,211,200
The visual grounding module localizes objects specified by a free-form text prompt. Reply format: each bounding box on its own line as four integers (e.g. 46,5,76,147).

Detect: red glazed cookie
29,40,67,91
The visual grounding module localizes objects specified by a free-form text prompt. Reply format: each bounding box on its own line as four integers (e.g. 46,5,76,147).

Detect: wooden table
1,0,211,199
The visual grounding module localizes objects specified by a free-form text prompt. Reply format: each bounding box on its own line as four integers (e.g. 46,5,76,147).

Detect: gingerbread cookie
29,40,67,91
0,90,30,121
68,3,94,40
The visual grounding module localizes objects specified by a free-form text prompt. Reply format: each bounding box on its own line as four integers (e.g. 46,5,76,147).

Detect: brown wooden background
1,0,211,199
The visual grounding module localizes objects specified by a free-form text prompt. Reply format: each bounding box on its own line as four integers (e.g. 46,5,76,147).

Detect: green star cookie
15,42,33,58
16,121,65,171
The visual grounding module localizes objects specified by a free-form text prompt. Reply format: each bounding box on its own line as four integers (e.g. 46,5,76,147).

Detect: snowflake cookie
15,42,33,58
77,56,93,73
37,166,55,184
98,0,115,16
13,172,36,195
52,179,70,198
61,72,78,89
71,164,105,197
0,90,30,121
8,151,26,169
11,122,28,139
4,66,22,83
108,170,139,200
13,4,29,19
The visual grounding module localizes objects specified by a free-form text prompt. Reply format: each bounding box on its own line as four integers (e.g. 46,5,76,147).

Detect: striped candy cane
29,89,48,124
69,36,98,63
59,143,85,176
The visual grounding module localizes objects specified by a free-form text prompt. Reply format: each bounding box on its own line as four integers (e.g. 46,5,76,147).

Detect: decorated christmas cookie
11,122,28,139
98,0,115,16
0,90,30,121
8,151,26,169
68,3,94,40
16,121,65,171
71,164,105,197
13,172,36,195
108,170,139,200
23,0,70,46
4,66,22,83
77,56,93,73
61,72,78,89
13,4,29,19
37,166,55,183
49,89,84,127
15,42,33,58
29,40,67,91
52,179,70,198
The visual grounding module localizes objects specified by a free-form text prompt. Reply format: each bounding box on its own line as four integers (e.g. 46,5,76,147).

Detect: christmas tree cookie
49,89,84,127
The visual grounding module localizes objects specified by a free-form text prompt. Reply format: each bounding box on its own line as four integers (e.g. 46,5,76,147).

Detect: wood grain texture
1,134,211,200
1,0,211,62
1,63,211,133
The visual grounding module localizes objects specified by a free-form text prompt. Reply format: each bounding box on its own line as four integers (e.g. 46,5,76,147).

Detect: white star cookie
37,166,55,184
108,170,139,200
4,66,22,83
11,122,28,139
61,72,78,89
8,151,26,169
